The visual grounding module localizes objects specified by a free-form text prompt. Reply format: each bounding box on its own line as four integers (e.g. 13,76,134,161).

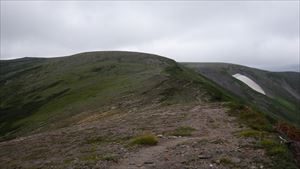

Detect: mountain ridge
0,51,299,168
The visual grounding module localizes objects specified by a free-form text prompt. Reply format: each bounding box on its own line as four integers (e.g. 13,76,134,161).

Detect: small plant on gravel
210,138,225,144
130,133,158,146
63,158,73,164
101,154,118,162
219,156,233,165
80,153,118,162
197,138,209,145
80,154,102,161
85,136,105,144
169,126,196,136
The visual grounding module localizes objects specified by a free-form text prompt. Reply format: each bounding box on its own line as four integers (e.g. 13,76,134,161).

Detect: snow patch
232,73,265,95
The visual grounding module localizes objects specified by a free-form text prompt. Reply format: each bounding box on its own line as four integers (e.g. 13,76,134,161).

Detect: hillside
183,62,300,126
0,52,174,140
0,52,298,168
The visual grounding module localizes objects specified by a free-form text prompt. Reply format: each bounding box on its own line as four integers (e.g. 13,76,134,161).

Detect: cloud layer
1,1,299,67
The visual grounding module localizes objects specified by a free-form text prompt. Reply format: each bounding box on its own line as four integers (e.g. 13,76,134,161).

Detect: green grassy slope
0,51,229,140
183,62,300,126
0,52,169,139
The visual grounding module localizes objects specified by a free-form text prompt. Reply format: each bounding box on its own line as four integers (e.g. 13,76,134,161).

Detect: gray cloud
1,1,299,67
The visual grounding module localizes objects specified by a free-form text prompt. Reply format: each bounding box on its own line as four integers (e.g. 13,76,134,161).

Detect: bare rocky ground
0,98,274,169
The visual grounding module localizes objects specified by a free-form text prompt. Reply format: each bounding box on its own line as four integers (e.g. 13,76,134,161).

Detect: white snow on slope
232,73,266,95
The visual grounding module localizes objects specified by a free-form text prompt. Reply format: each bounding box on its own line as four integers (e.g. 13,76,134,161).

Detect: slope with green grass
0,51,227,141
0,52,166,138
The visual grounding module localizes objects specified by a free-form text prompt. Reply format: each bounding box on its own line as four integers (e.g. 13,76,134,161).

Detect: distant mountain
183,62,300,126
257,64,300,72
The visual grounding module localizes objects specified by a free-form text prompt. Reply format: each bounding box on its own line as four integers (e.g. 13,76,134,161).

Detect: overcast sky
1,1,299,67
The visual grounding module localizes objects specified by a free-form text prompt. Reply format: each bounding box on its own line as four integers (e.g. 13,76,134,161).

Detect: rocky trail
0,102,277,168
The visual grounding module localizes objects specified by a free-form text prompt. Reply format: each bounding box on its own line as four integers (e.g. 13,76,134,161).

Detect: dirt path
0,103,273,169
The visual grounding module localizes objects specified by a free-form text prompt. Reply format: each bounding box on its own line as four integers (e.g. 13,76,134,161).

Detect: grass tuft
80,153,118,162
168,126,196,136
130,133,158,146
260,139,277,147
239,129,262,138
